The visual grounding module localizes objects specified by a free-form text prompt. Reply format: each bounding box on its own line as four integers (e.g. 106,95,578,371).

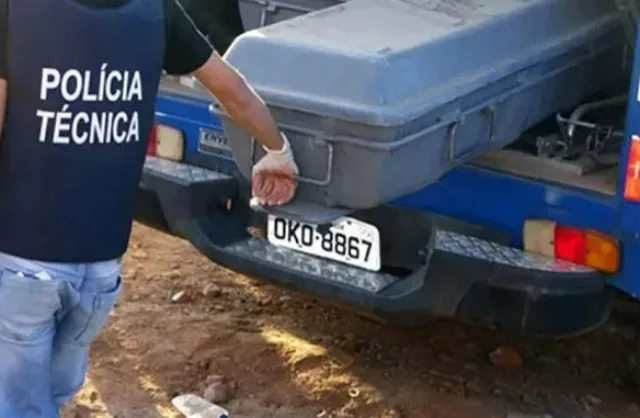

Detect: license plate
198,127,233,159
267,215,381,272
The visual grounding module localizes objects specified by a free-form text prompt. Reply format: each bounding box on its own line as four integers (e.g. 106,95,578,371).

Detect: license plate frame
266,215,381,272
197,127,233,159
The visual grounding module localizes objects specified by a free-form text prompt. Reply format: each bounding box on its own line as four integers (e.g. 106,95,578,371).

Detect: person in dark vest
0,0,298,416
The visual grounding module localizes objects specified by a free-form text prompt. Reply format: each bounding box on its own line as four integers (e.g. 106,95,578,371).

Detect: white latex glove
251,133,299,207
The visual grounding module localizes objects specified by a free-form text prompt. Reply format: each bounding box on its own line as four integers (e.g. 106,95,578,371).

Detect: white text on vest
36,64,143,145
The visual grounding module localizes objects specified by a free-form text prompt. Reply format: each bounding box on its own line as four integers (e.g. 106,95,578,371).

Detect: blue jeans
0,251,122,418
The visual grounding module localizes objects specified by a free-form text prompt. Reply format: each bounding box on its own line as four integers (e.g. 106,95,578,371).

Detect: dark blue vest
0,0,165,262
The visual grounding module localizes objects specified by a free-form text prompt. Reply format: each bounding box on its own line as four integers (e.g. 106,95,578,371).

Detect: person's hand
251,133,299,206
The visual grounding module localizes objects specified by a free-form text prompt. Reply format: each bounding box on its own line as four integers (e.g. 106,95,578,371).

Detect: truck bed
474,150,618,196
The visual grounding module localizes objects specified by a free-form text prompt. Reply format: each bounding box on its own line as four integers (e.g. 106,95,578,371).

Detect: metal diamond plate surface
143,156,230,184
227,238,397,293
141,157,594,275
435,230,595,273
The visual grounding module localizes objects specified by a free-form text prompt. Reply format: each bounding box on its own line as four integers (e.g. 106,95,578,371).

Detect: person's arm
193,54,285,151
164,0,284,151
164,0,297,206
0,0,7,136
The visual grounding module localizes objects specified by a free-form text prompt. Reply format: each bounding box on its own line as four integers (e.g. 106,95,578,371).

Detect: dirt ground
61,222,640,418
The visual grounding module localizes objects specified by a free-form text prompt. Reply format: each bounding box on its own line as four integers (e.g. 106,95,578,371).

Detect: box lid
223,0,620,127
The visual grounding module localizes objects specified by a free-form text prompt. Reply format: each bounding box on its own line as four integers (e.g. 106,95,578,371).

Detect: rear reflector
524,220,620,273
624,135,640,201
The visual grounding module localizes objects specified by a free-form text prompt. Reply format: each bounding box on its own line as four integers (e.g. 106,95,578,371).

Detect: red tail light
147,123,158,156
524,219,620,273
554,225,586,264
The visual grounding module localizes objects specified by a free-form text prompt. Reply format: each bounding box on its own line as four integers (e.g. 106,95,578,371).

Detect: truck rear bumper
138,157,613,337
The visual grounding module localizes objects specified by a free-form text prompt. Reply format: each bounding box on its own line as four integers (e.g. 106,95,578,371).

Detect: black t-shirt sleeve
0,0,7,79
163,0,214,75
0,0,214,78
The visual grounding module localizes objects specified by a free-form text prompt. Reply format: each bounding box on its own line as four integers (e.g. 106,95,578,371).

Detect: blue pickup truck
137,0,640,338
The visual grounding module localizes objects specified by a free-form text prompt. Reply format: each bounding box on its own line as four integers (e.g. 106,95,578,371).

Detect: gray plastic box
239,0,346,29
217,0,626,210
